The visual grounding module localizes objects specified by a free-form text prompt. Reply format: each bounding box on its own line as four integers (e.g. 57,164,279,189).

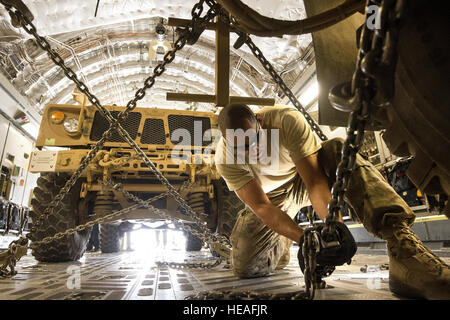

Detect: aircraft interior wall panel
0,114,9,161
1,124,34,205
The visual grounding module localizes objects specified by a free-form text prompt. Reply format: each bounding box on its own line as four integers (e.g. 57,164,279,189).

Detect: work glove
297,221,357,275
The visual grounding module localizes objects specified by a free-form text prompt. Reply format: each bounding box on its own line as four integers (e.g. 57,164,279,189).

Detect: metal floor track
1,247,449,300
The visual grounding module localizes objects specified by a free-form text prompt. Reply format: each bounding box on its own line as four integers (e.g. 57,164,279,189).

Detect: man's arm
294,153,342,222
235,179,304,242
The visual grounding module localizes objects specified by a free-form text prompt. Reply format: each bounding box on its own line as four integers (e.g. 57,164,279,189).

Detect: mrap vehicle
29,91,243,262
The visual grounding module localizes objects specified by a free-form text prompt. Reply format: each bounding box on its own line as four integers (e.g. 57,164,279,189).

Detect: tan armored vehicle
29,92,243,262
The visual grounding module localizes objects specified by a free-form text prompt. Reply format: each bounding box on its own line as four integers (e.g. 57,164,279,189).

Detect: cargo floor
1,246,449,300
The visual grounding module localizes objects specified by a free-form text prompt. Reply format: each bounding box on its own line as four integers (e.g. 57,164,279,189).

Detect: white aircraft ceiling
0,0,313,116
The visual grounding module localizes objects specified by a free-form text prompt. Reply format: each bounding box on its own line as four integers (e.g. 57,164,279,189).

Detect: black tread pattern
380,2,449,213
100,224,121,253
185,230,203,251
214,179,245,239
29,173,91,262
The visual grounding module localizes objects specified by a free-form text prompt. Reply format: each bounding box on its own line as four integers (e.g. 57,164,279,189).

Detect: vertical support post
215,17,230,107
166,17,275,107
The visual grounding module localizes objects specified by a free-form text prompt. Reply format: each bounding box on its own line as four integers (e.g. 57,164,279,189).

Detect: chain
104,180,229,269
0,0,405,299
210,3,328,141
0,182,189,277
156,257,224,270
0,0,226,277
242,36,328,141
205,0,405,300
327,0,405,223
303,0,403,297
185,289,308,300
0,237,28,277
29,180,193,248
302,227,318,299
15,19,187,228
104,180,230,248
1,1,218,241
315,0,405,298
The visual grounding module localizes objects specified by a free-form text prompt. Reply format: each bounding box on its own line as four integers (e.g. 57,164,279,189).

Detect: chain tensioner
315,0,405,298
0,0,405,302
0,0,226,275
216,0,405,299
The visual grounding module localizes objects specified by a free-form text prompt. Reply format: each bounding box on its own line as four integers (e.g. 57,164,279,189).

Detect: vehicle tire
100,224,121,253
208,179,245,258
29,173,91,262
214,178,245,239
380,1,450,202
185,229,203,251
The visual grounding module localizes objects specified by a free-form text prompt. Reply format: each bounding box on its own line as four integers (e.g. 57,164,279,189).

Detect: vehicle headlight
51,111,65,124
63,117,79,133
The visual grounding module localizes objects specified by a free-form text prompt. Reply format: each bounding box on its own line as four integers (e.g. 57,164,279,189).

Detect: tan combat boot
383,222,450,299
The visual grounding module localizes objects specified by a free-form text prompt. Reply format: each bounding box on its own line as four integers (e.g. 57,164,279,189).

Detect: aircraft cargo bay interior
0,0,448,307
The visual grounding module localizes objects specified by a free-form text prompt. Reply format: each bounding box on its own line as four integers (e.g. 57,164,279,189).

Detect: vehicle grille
168,115,211,147
90,111,142,142
141,118,166,145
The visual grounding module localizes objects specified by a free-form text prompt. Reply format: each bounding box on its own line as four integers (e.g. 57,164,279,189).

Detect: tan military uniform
215,105,415,278
216,105,321,194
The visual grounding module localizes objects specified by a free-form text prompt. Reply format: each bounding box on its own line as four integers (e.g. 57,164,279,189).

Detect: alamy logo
366,277,382,290
366,5,381,30
170,121,221,165
170,121,281,170
66,265,81,289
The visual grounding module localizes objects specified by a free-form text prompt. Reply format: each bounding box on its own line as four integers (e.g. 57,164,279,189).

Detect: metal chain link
0,237,28,277
314,0,405,299
104,180,230,248
185,289,308,300
30,180,193,248
0,0,405,301
0,0,229,277
103,180,229,269
209,2,328,142
302,227,318,299
156,257,224,270
16,29,186,229
326,0,405,223
0,181,191,276
1,0,219,241
242,36,328,141
205,0,405,300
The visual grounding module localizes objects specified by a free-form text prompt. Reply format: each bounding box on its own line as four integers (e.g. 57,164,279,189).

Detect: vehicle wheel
214,178,245,239
209,179,245,258
100,224,121,253
185,229,203,251
380,1,450,203
29,173,91,262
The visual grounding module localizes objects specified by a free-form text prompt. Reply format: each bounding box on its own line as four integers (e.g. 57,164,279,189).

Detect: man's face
223,118,267,163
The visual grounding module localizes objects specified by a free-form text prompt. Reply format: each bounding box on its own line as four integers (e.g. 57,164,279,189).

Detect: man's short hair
218,104,256,133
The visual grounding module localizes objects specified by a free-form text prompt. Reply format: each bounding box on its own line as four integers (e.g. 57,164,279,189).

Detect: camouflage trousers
230,138,416,278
